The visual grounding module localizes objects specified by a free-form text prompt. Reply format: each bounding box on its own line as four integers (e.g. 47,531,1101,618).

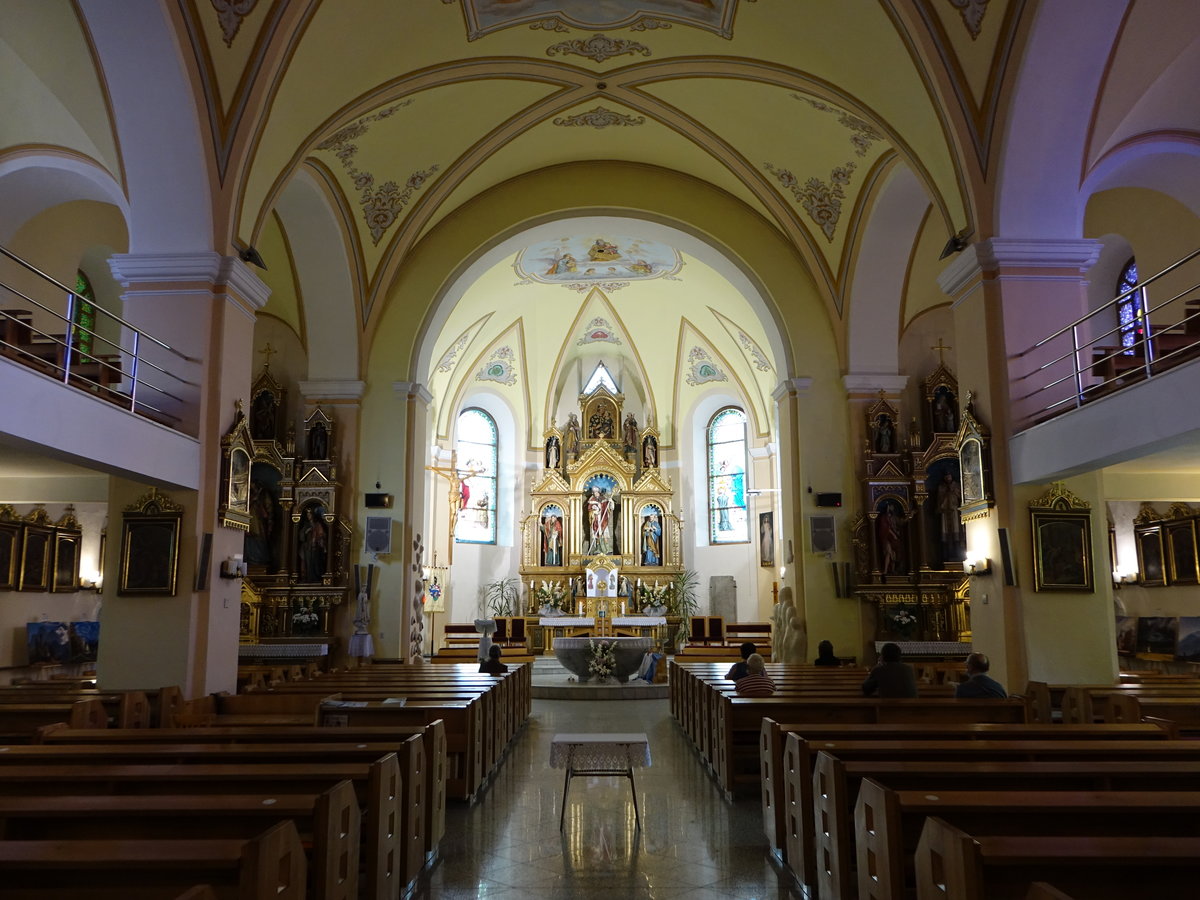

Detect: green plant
483,577,520,617
669,568,700,649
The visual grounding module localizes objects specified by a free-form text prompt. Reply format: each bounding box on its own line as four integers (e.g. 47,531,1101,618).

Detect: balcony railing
1010,247,1200,431
0,246,200,433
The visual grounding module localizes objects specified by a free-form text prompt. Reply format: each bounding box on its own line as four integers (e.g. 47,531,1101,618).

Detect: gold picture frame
0,520,18,590
1166,520,1200,585
219,400,254,531
51,531,81,593
18,525,53,592
1135,525,1166,587
1029,482,1093,592
119,488,183,596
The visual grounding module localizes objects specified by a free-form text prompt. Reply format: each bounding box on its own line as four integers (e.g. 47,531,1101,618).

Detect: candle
578,600,583,615
620,601,626,615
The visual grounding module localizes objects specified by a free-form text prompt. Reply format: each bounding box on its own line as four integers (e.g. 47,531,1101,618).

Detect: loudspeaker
365,517,393,554
816,492,842,507
998,527,1016,586
810,515,837,553
365,492,393,509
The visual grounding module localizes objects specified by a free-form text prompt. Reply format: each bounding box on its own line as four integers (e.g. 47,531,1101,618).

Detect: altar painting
583,474,620,556
516,235,682,285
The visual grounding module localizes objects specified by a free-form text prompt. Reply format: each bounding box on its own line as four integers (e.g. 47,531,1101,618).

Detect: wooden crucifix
426,450,483,565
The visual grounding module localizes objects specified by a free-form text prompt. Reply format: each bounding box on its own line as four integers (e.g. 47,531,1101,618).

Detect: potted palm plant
483,577,520,618
668,568,699,652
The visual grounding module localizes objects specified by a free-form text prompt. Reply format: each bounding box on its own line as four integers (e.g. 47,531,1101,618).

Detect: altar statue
641,512,662,566
586,486,614,554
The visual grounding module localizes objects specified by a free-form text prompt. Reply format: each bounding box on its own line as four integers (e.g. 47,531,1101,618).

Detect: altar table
550,732,651,830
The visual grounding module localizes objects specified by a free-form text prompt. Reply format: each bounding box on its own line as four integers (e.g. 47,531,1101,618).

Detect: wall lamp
964,556,992,576
220,555,248,579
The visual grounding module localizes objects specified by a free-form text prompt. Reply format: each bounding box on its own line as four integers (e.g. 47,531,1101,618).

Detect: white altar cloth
612,616,667,627
540,617,594,627
550,732,650,831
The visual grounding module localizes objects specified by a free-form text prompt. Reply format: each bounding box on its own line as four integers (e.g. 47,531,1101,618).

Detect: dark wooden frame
51,530,81,592
119,513,181,596
0,521,18,590
18,525,53,592
1166,520,1200,585
1031,510,1093,592
1135,525,1166,587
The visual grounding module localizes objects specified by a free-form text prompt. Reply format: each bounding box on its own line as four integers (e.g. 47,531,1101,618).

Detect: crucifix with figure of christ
426,450,484,565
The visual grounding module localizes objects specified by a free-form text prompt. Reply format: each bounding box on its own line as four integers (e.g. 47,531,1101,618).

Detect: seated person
735,653,776,696
813,640,840,667
861,642,918,697
954,651,1007,698
726,642,757,680
479,644,508,675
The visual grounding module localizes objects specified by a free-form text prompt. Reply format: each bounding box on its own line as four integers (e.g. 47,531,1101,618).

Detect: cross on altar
259,342,277,367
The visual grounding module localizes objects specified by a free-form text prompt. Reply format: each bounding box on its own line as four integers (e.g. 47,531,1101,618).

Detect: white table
549,732,651,830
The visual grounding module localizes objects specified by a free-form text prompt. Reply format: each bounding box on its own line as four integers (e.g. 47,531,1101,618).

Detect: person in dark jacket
479,644,508,675
862,642,918,697
726,642,757,680
813,640,840,667
955,651,1007,698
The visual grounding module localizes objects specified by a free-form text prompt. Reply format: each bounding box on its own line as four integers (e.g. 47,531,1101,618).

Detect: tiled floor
410,698,804,899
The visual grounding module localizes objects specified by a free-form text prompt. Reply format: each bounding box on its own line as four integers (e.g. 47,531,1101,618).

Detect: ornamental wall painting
515,235,682,285
459,0,738,39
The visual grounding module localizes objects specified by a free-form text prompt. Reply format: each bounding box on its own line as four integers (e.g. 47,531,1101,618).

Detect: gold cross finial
260,343,277,367
931,338,951,365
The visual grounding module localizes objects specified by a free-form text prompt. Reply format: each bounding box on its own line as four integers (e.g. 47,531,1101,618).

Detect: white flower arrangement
588,639,616,680
292,606,320,632
637,580,670,613
535,580,568,612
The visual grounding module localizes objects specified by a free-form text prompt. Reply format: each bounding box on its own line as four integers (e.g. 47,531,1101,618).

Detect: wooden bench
810,750,1200,900
0,782,358,900
0,819,306,900
915,815,1200,899
858,780,1200,900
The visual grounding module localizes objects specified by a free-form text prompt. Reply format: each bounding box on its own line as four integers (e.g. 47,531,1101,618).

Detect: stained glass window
73,270,96,358
1116,259,1147,356
707,407,749,543
455,408,497,545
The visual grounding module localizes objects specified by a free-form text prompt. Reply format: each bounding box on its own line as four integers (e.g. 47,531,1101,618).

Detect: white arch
415,215,790,383
274,170,359,380
0,153,128,245
993,1,1127,236
78,0,213,251
1083,137,1200,220
845,164,930,376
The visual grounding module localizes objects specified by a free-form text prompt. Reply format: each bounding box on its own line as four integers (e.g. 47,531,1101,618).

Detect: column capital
393,381,434,406
107,252,270,310
298,379,366,402
771,377,813,401
938,238,1103,298
843,373,908,396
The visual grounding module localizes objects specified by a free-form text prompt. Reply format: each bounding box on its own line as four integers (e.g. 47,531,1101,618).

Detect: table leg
560,766,572,830
628,767,641,830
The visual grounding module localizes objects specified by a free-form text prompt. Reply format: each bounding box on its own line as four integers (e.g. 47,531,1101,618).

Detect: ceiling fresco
514,235,683,288
451,0,745,39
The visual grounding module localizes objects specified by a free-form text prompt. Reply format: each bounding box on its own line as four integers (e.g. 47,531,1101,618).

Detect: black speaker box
365,492,393,509
816,492,842,507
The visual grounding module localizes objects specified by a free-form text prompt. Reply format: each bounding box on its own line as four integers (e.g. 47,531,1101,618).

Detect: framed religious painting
759,511,775,567
18,524,53,592
1031,510,1093,592
218,401,254,531
119,488,183,596
955,395,994,521
1135,525,1166,587
0,518,18,590
1166,520,1200,585
51,530,81,592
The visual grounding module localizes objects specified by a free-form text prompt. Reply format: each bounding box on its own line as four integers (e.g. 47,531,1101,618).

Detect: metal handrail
1,245,204,431
1012,247,1200,429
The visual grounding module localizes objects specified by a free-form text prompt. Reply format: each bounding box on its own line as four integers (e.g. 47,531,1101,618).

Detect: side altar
519,384,682,648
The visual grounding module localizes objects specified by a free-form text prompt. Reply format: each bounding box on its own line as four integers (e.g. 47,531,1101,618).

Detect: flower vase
540,605,564,617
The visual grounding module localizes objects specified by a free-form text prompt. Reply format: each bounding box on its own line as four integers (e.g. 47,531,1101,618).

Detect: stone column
391,381,432,662
101,253,268,696
938,238,1110,687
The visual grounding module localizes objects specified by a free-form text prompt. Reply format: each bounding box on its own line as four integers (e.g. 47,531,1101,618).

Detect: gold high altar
520,383,683,634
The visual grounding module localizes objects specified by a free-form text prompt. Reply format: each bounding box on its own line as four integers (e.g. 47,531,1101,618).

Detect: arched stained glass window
455,408,497,545
1116,259,1148,356
73,270,96,357
707,407,748,543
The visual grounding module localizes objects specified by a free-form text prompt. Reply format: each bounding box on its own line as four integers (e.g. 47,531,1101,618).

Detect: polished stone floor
410,698,804,899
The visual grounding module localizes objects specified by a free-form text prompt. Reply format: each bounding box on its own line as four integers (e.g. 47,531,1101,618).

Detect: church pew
807,751,1200,900
0,781,359,900
915,816,1200,900
857,780,1200,900
0,688,151,729
0,756,406,900
809,739,1200,900
757,718,1170,870
0,819,306,900
0,698,109,733
36,720,448,864
714,694,1028,796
